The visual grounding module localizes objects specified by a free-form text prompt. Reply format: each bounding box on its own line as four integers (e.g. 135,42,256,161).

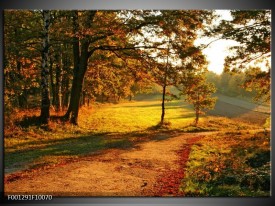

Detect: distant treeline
206,71,256,100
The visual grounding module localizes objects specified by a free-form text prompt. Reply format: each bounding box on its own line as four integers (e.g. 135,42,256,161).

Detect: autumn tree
181,72,216,125
62,10,140,124
215,10,271,102
4,10,42,112
4,9,215,126
129,10,214,125
83,48,153,104
74,10,215,125
4,10,162,125
145,37,178,125
244,66,270,102
48,11,75,111
4,10,74,123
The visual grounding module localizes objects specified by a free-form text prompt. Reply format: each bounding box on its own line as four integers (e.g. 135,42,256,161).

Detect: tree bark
61,43,70,109
82,90,86,106
69,43,89,124
49,57,56,108
62,75,70,109
64,41,89,124
63,11,80,120
160,84,166,125
195,92,200,126
18,88,28,108
40,10,51,124
16,60,28,108
55,49,62,112
160,38,170,125
64,11,96,125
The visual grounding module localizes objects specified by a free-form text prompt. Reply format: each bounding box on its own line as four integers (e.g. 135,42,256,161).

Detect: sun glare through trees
4,9,271,197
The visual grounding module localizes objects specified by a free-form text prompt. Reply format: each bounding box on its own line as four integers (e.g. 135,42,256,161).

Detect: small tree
182,74,216,125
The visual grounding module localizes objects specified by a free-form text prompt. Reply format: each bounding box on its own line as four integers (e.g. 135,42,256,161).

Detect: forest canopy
4,10,271,125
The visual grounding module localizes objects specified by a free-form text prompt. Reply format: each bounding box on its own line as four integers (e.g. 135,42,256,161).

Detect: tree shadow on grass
15,115,67,130
5,133,132,173
5,127,187,173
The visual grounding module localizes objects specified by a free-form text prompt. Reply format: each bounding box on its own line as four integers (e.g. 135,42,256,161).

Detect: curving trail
152,135,203,196
5,132,211,197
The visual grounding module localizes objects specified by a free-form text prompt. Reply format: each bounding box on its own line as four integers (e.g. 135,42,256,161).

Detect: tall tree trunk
195,110,199,126
40,10,51,124
55,48,62,112
64,41,89,124
62,74,70,109
64,11,97,125
195,92,200,126
61,43,70,109
160,38,170,125
63,11,80,120
160,84,166,125
18,87,28,108
69,45,89,124
16,59,28,108
49,57,56,108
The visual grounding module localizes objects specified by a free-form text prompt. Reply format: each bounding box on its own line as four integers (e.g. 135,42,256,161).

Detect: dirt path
5,132,208,197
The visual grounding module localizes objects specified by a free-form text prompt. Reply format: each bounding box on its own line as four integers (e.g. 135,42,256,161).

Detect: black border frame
0,1,273,205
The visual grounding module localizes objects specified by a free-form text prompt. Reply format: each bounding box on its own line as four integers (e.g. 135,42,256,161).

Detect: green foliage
206,71,256,99
205,69,271,107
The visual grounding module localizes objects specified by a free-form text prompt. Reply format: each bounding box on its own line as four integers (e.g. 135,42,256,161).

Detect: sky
200,39,239,75
196,10,238,75
199,10,270,75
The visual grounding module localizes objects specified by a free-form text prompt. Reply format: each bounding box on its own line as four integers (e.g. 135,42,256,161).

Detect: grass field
4,98,197,172
5,95,268,171
4,94,271,196
209,94,270,125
